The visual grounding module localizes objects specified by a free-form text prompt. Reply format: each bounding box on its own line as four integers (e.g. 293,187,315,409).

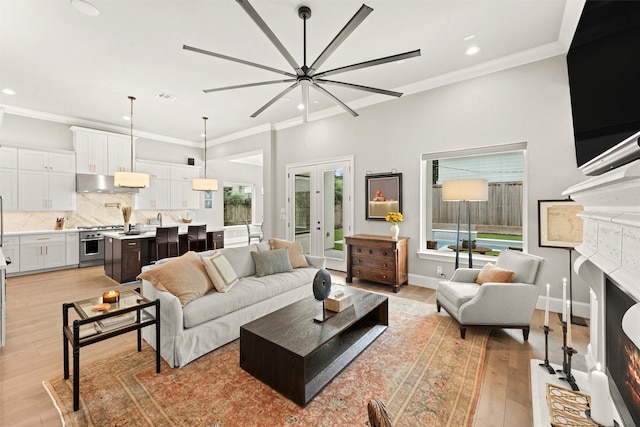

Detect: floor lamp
442,179,488,269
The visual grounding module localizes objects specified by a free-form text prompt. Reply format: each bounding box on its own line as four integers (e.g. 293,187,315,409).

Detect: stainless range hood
76,174,140,194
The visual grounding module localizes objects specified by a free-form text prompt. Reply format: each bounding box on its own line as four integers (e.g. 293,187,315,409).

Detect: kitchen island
103,225,223,283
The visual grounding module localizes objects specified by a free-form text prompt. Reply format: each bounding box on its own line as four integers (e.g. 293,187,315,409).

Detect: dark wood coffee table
240,285,388,406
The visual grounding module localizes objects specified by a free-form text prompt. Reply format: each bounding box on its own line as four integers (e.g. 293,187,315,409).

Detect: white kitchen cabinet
1,237,20,275
107,135,132,174
18,170,76,211
170,180,200,210
135,178,170,210
0,147,17,169
65,232,79,266
18,149,75,173
137,161,171,180
0,168,18,211
19,234,66,272
73,129,108,175
170,165,200,181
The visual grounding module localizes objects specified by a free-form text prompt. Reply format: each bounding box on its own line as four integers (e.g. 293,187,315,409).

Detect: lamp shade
114,171,149,189
622,302,640,348
192,178,218,191
442,179,488,201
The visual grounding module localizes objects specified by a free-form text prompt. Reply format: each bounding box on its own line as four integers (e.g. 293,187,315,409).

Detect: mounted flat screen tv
567,1,640,168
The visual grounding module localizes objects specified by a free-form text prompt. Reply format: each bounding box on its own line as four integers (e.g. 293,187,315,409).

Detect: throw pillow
202,252,239,293
269,238,309,268
251,248,293,277
137,251,214,306
475,263,516,285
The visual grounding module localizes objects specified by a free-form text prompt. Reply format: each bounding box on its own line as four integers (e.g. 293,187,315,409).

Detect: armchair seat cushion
437,281,481,307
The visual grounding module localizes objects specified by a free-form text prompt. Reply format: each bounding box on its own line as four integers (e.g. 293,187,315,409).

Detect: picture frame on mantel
538,199,584,248
365,173,402,220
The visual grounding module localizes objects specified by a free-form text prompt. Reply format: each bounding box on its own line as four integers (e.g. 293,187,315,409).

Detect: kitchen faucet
157,212,162,227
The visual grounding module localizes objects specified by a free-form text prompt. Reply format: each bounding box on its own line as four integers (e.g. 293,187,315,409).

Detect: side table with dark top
240,285,388,406
62,288,160,411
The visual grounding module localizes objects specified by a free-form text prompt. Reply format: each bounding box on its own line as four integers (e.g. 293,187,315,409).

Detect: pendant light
193,116,219,191
114,96,149,188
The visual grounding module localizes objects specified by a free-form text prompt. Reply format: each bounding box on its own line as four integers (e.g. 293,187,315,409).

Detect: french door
286,157,353,271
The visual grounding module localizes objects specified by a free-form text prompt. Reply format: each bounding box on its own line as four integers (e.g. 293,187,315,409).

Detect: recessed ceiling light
297,103,305,110
70,0,99,16
157,92,177,101
464,35,476,41
123,116,131,121
1,88,16,95
465,46,480,56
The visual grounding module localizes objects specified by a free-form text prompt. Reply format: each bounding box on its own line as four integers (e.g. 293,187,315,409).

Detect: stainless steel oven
79,225,123,267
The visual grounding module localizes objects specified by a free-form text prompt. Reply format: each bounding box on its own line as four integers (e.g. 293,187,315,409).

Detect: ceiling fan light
193,178,219,191
114,172,149,189
70,0,99,16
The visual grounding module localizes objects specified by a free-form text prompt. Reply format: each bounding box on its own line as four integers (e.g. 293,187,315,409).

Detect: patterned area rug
44,296,489,426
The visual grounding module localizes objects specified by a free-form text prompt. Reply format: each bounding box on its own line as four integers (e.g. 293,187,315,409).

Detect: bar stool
187,224,207,252
155,226,179,261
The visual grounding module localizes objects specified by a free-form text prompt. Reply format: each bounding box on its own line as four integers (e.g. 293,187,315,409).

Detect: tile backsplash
3,193,186,232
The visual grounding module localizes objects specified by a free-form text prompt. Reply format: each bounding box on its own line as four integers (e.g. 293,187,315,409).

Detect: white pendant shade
114,171,149,189
192,178,218,191
442,179,488,201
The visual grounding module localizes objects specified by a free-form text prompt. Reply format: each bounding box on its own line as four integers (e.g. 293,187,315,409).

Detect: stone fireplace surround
561,159,640,424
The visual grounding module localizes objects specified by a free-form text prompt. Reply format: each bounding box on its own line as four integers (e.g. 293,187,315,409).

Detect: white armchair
436,250,545,340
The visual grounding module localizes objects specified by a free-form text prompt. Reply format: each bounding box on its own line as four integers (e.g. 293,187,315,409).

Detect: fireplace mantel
562,158,640,379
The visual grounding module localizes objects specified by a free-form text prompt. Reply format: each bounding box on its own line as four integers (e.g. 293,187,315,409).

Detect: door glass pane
294,173,311,254
323,168,344,260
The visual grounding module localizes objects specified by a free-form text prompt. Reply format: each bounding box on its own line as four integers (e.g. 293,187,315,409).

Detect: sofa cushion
251,248,293,277
269,238,309,268
216,245,256,278
475,263,515,285
182,267,318,328
438,281,481,307
137,251,213,307
202,252,238,293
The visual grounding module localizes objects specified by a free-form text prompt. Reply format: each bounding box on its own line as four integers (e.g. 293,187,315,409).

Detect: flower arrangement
385,211,404,225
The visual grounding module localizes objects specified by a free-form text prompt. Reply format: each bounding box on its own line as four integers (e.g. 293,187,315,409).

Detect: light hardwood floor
0,266,589,426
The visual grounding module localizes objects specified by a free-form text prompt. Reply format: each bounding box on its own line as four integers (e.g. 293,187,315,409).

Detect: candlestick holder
556,321,569,376
539,325,556,374
559,345,579,391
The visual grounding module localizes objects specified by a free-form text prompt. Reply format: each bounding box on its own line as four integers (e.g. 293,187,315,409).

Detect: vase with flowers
122,207,132,232
385,211,404,240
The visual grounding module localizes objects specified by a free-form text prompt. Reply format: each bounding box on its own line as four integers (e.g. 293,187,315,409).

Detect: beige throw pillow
202,252,239,293
137,251,214,306
269,238,309,268
475,263,516,285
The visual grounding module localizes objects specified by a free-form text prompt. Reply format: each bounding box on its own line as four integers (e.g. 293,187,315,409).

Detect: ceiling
0,0,582,147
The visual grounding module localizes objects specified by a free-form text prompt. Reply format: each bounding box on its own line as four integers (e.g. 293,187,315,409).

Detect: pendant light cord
203,116,208,179
129,96,136,172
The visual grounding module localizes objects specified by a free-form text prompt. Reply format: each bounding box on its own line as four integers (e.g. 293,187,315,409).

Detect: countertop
4,229,80,237
102,223,209,240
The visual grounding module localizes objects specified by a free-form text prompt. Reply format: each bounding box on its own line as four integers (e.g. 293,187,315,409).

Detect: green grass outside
477,233,522,241
334,228,344,250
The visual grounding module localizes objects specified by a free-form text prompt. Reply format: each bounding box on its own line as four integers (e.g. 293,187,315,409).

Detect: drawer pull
383,263,388,267
356,259,361,264
383,251,388,256
382,275,387,279
368,249,373,254
357,248,361,253
37,237,51,240
128,242,136,246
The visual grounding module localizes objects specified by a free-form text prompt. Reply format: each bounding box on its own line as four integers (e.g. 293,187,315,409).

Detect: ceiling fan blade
311,83,358,117
314,49,421,79
309,4,373,75
301,82,309,123
183,45,297,78
250,82,300,118
236,0,302,75
203,79,296,93
316,79,402,97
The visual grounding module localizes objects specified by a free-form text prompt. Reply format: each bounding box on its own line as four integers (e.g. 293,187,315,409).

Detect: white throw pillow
202,252,239,292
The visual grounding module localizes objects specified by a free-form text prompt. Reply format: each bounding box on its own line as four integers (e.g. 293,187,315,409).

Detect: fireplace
606,276,640,427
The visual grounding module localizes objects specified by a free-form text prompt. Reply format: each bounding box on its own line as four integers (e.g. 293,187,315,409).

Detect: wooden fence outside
432,182,522,228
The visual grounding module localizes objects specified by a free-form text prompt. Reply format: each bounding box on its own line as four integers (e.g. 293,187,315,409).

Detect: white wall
265,55,590,304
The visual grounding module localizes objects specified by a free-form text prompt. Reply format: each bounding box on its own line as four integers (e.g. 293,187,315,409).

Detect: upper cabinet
17,148,76,211
136,160,171,180
71,127,133,175
0,147,17,169
0,147,18,211
170,165,200,181
18,149,75,173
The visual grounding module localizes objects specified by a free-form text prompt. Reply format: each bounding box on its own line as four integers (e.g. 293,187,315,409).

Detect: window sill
416,249,496,265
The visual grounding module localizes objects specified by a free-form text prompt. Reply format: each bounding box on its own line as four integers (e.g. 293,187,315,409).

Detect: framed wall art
365,173,402,220
538,199,584,248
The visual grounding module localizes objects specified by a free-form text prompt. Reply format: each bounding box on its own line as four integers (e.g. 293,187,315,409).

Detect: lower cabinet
105,237,152,284
19,234,66,272
66,232,79,266
1,237,20,275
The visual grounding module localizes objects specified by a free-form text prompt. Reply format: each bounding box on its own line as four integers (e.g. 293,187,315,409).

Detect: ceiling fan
183,0,421,122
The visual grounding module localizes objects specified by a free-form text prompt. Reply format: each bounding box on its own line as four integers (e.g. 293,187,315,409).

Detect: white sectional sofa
140,242,325,368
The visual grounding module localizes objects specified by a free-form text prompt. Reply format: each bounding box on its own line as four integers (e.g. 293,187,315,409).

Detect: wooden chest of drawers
345,234,409,292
